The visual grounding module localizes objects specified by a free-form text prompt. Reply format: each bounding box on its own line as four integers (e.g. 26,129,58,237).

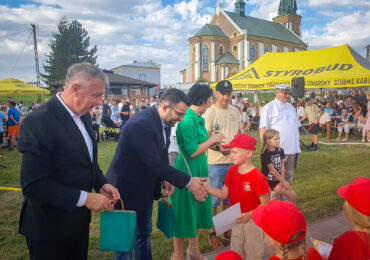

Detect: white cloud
303,10,370,55
0,0,368,86
248,0,280,20
306,0,369,7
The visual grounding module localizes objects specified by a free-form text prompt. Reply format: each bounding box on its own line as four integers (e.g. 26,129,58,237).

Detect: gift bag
157,199,177,238
100,199,136,252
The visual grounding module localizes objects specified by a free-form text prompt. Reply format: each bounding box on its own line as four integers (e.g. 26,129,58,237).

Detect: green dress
169,108,213,238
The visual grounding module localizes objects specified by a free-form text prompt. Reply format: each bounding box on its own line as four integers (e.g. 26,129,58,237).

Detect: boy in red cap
328,177,370,259
204,133,270,260
252,200,323,260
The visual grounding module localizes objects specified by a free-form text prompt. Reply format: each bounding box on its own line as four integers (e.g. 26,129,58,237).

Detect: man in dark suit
18,62,120,260
106,89,207,260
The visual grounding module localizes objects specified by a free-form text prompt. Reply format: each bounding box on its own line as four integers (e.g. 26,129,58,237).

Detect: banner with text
211,45,370,90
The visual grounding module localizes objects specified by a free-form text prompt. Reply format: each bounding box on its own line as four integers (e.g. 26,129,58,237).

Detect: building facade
182,0,307,83
112,60,161,96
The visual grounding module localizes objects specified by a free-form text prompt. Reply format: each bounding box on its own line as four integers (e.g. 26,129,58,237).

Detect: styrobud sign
221,45,370,90
230,63,369,90
263,64,353,78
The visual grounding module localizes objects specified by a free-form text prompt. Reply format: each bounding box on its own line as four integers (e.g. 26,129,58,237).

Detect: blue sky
0,0,369,85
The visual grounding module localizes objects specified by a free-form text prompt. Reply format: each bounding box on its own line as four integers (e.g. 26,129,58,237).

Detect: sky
0,0,369,86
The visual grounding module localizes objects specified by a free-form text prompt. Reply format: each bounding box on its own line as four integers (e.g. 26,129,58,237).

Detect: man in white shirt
259,84,301,185
296,100,305,119
319,107,332,139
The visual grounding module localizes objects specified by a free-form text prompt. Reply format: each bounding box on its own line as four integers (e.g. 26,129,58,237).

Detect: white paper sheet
212,203,241,236
311,237,333,258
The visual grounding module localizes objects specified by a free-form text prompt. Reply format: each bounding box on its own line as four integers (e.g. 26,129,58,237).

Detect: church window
203,45,209,72
233,45,237,52
219,46,224,56
233,31,238,37
250,45,255,63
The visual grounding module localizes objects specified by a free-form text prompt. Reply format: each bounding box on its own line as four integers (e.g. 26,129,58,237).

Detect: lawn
0,95,50,104
0,129,369,259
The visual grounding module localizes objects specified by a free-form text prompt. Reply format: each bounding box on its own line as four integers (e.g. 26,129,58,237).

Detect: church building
181,0,307,83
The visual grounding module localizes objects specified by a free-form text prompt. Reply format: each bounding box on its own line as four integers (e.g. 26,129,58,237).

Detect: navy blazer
18,96,107,240
106,105,191,212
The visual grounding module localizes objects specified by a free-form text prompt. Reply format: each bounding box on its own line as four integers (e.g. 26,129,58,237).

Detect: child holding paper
204,134,270,260
328,177,370,259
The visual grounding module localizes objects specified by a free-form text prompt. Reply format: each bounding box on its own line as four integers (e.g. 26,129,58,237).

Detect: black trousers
26,225,89,260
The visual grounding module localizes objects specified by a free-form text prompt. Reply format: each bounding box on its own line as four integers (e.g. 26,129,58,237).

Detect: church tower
234,0,246,16
273,0,302,38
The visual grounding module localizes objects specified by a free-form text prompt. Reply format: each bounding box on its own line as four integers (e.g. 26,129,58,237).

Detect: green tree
196,78,208,83
42,16,97,92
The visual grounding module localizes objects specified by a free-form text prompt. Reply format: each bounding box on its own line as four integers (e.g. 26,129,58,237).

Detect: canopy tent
0,78,50,96
213,44,370,91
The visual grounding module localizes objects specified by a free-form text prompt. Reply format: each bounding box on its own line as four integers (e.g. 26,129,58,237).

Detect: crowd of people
0,97,50,156
2,62,369,260
225,88,370,149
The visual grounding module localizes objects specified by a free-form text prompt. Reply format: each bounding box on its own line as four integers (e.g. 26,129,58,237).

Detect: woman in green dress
170,83,225,260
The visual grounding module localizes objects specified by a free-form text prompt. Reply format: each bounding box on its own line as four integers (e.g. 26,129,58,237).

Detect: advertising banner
212,45,370,90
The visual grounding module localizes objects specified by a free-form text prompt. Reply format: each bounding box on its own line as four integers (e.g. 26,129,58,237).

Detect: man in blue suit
107,89,207,260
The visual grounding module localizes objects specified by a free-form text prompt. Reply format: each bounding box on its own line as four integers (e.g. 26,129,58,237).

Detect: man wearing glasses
259,84,301,198
106,88,208,260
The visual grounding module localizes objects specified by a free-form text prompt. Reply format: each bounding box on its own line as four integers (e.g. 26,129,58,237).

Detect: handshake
188,177,210,201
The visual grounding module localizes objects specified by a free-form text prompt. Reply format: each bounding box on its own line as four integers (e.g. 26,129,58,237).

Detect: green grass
0,130,369,259
0,95,50,105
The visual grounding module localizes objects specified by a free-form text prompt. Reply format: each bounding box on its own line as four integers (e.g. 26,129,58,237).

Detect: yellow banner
0,187,21,191
212,45,370,90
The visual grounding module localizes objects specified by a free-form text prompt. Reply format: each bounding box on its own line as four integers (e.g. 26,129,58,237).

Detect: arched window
219,46,224,56
203,45,209,72
264,47,268,53
250,45,255,63
233,45,237,52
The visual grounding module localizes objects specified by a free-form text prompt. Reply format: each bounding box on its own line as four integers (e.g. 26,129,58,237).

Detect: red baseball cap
252,200,306,244
221,133,257,151
215,250,243,260
337,177,370,216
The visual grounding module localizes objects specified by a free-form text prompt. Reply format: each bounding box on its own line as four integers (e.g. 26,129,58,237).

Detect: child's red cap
252,200,306,244
337,177,370,216
221,133,257,151
215,250,243,260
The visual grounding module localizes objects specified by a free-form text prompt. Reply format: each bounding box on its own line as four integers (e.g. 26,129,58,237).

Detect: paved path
204,213,349,260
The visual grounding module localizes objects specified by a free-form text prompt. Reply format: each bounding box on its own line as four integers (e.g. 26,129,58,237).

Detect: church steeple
234,0,245,16
273,0,301,38
278,0,297,16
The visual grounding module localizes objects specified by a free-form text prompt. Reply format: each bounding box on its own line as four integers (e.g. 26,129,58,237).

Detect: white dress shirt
259,98,301,154
56,93,93,207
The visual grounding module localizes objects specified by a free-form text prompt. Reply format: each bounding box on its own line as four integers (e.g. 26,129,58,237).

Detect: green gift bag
156,199,177,238
100,199,136,252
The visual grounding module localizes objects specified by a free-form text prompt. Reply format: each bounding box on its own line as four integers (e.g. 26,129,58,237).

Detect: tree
42,16,97,91
196,78,209,83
